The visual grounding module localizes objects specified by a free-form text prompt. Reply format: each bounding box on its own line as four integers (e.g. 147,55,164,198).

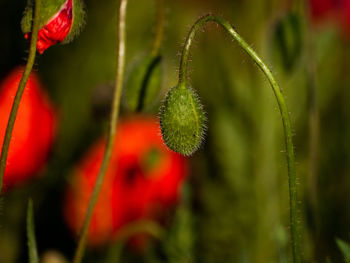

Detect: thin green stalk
72,0,128,262
178,14,301,263
150,0,164,56
0,0,41,194
27,199,39,263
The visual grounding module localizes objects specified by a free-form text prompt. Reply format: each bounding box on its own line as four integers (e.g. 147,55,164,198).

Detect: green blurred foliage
337,238,350,263
123,54,162,112
1,0,350,262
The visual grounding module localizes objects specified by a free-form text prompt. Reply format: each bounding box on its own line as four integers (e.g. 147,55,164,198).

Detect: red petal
0,67,57,190
26,0,73,54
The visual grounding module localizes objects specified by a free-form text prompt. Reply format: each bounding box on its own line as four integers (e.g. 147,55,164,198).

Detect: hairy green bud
160,84,206,156
64,0,86,43
124,54,162,112
21,0,66,33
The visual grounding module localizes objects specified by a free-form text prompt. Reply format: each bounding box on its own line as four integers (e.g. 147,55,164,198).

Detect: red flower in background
0,67,56,190
64,117,187,246
25,0,73,54
310,0,350,33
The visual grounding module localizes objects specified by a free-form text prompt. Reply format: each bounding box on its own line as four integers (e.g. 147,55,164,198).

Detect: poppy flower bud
160,84,206,156
0,67,57,190
21,0,86,54
124,54,162,112
64,117,187,246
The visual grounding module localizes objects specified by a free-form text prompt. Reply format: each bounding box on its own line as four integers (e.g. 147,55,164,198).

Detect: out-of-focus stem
151,0,164,56
27,199,39,263
0,0,41,194
72,0,128,262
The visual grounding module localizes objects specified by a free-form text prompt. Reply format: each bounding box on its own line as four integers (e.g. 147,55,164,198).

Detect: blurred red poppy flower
0,67,56,190
310,0,350,33
25,0,73,54
64,117,187,246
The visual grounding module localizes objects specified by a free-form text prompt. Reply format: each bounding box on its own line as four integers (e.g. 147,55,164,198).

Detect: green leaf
124,54,162,112
27,199,39,263
336,238,350,263
271,12,303,72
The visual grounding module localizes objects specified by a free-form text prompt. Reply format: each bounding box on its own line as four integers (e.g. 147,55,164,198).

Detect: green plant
159,14,301,263
71,0,127,261
0,1,307,263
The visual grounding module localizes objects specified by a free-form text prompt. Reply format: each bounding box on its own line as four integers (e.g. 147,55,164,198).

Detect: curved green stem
151,0,165,56
0,0,41,194
117,220,164,241
178,14,301,263
72,0,128,262
105,220,164,263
